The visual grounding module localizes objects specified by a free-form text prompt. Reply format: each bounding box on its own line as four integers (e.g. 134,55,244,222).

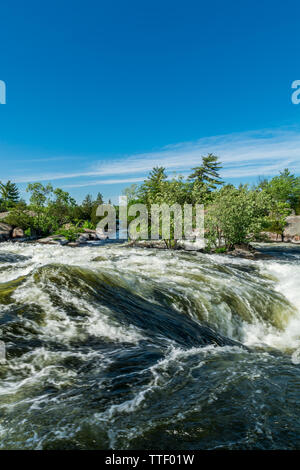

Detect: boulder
228,243,272,260
77,233,90,244
88,232,98,240
82,229,98,240
96,228,110,240
57,238,69,245
12,227,24,238
284,216,300,238
85,230,98,240
260,231,282,242
0,222,12,242
292,235,300,242
0,212,10,220
36,236,60,245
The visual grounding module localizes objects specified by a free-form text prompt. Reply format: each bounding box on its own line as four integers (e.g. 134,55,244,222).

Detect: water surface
0,242,299,449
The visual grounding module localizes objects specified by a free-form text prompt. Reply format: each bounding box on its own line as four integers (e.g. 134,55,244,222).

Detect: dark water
0,242,299,449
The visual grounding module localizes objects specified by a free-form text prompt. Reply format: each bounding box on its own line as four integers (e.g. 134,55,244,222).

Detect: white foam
1,241,300,353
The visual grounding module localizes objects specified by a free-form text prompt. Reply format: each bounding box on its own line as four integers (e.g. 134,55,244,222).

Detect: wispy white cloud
10,127,300,186
63,177,145,188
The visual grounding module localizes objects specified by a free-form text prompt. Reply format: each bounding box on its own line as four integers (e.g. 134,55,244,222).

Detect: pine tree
0,180,20,208
140,166,168,204
189,154,223,191
95,192,103,205
80,194,94,220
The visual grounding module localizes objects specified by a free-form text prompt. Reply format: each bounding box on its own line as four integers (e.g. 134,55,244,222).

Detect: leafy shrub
82,220,95,230
56,225,83,242
215,246,227,253
4,210,35,230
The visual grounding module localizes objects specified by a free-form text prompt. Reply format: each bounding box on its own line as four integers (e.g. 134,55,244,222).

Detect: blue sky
1,0,300,203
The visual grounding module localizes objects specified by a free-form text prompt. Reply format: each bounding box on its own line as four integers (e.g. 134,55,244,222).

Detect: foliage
122,184,140,202
139,167,168,204
4,210,36,231
205,185,272,250
26,182,53,209
260,169,300,213
24,228,31,237
265,201,292,239
56,225,83,242
72,193,104,225
215,246,227,253
2,159,300,250
81,220,96,230
3,181,105,237
0,180,20,209
47,188,76,228
189,154,223,191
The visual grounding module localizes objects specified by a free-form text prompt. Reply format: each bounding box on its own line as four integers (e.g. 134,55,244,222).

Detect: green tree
263,169,300,212
122,184,139,202
25,183,53,235
266,201,292,241
71,194,90,222
189,154,223,191
26,182,53,209
47,188,76,227
0,180,20,208
95,192,104,205
25,183,77,236
52,188,76,207
91,193,105,226
205,185,271,250
139,166,168,204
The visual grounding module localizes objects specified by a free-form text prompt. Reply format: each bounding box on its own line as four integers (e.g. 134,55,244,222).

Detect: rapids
0,241,299,449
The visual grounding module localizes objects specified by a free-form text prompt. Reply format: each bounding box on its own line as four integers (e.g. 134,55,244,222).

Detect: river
0,241,299,449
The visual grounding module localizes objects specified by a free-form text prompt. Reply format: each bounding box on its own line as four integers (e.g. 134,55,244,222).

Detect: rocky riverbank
0,222,103,246
35,228,102,246
261,215,300,244
0,222,25,242
1,215,300,250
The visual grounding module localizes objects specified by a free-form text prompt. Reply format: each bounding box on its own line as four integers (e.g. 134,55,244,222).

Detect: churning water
0,241,299,449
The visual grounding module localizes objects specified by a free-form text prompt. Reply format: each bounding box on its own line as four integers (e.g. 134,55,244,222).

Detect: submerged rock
228,243,273,260
91,255,108,261
67,241,81,247
127,240,176,249
0,252,29,263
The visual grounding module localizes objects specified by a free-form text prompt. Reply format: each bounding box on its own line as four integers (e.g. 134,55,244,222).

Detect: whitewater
0,241,299,449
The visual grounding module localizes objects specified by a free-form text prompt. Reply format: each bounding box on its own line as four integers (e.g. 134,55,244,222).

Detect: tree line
0,181,104,238
123,155,300,250
1,154,300,249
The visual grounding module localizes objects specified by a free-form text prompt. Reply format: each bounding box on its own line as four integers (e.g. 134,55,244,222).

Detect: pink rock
12,227,24,238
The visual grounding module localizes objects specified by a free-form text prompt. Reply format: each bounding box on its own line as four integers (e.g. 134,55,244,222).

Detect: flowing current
0,241,299,450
